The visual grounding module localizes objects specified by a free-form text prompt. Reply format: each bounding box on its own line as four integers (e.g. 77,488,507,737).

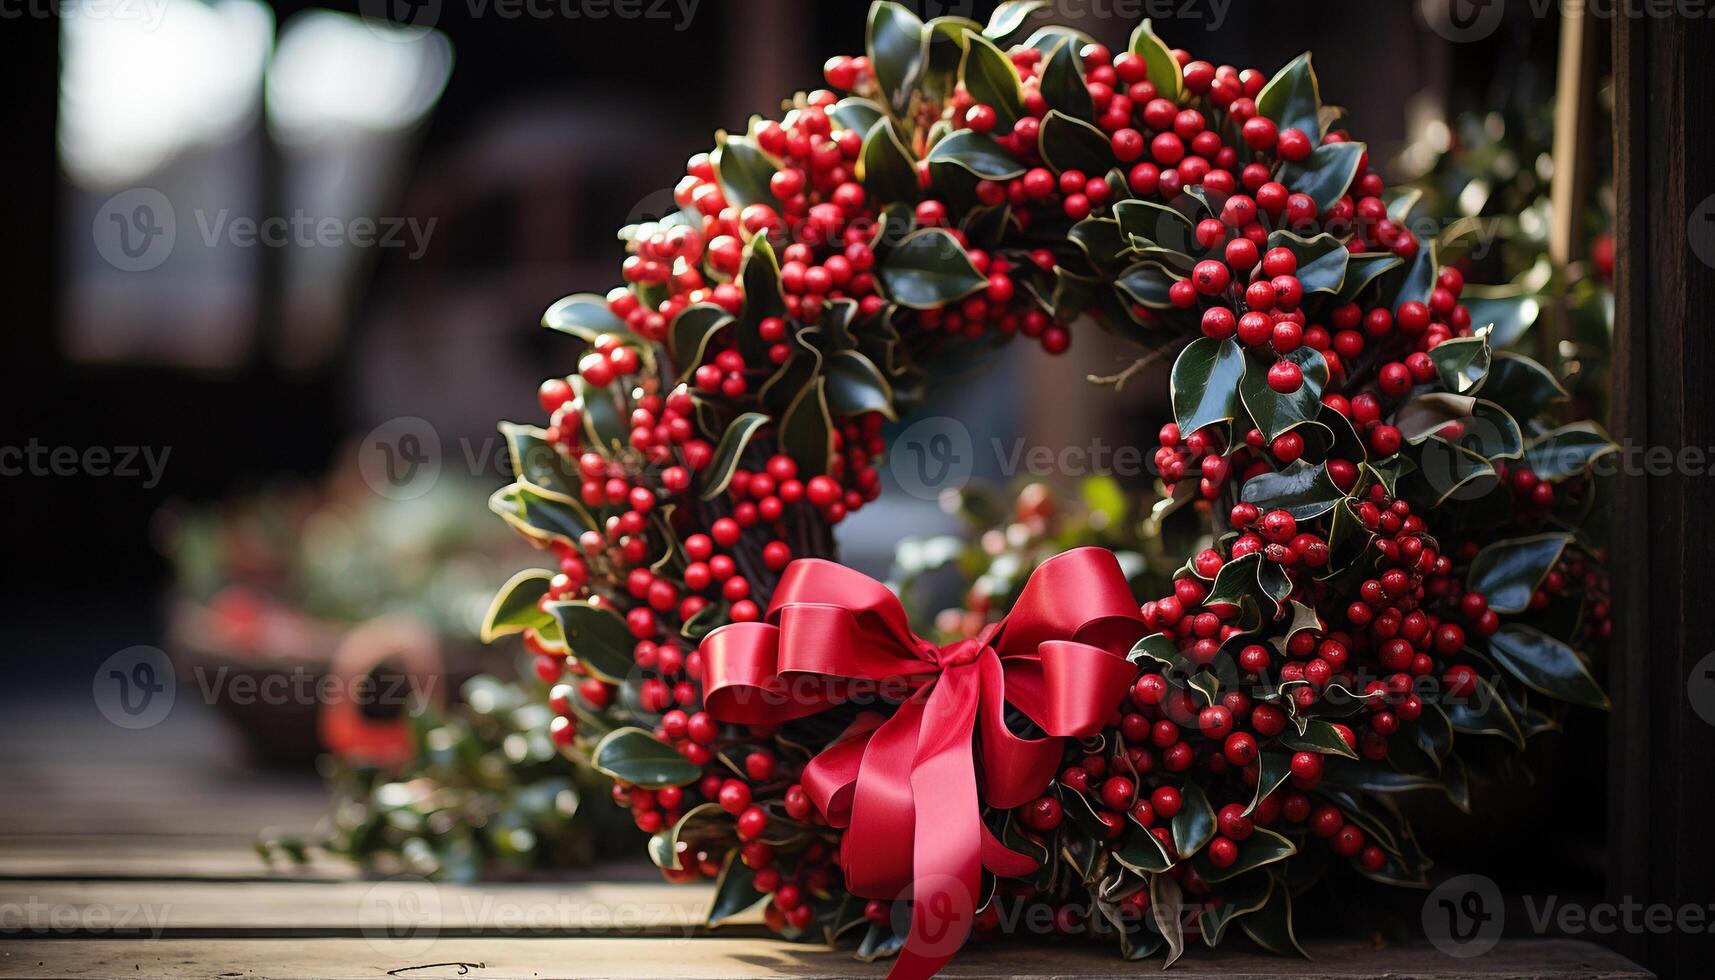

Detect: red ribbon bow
699,547,1143,979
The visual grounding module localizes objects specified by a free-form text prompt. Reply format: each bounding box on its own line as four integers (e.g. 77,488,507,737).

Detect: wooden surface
0,651,1652,978
1609,7,1715,978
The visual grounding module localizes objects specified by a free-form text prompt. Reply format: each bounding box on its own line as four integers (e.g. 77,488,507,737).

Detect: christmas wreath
478,2,1617,974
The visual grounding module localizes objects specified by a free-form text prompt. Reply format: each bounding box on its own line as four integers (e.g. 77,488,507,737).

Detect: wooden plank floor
0,685,1652,978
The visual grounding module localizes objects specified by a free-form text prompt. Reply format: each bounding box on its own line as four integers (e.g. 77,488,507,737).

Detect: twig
386,964,484,977
1088,347,1168,392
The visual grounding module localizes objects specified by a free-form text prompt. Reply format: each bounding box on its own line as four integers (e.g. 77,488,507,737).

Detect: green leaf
1151,873,1188,968
1256,52,1321,140
574,376,627,452
1171,783,1217,858
1240,347,1329,442
1040,38,1093,120
1523,422,1618,481
1198,872,1273,946
1337,253,1404,303
547,600,637,683
649,802,730,870
1127,20,1181,104
924,130,1027,180
542,292,625,342
591,727,701,788
1267,231,1348,297
735,237,786,363
824,349,897,419
1429,336,1491,394
1068,216,1130,274
698,412,769,501
1489,624,1610,710
1114,199,1198,253
1171,337,1246,436
500,422,581,501
1481,352,1568,423
1467,532,1572,614
480,569,554,643
1245,752,1291,817
1241,873,1308,958
984,0,1045,45
1442,672,1525,748
830,97,886,136
779,377,834,475
876,228,987,308
1116,258,1185,310
960,29,1025,133
1115,827,1174,873
1279,718,1358,759
489,483,597,547
710,136,778,210
1416,702,1454,767
668,304,732,381
1240,460,1345,521
1194,828,1297,884
1463,287,1541,350
1281,141,1365,214
1390,238,1439,308
860,118,919,205
1038,109,1111,175
706,852,768,927
1395,392,1477,444
867,1,927,115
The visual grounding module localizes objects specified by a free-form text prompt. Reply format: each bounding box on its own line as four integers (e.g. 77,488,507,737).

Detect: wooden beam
1608,7,1715,977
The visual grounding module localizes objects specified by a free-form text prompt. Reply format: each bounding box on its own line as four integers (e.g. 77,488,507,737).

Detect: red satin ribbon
699,547,1143,979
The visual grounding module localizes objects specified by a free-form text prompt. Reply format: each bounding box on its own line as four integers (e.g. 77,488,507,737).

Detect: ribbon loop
699,547,1144,980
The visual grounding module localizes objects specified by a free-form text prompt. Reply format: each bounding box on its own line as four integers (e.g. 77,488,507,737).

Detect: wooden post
1545,6,1601,365
1608,7,1715,976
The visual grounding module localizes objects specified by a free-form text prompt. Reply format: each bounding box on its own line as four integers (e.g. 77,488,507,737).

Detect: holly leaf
1241,873,1308,957
649,802,730,870
1170,783,1217,858
877,228,987,308
698,412,769,501
1481,352,1568,423
830,97,885,136
592,727,701,788
1040,37,1093,120
1442,673,1525,748
546,600,636,683
1267,231,1348,296
1127,20,1182,104
925,130,1027,180
489,483,597,547
1280,141,1365,215
1467,532,1573,614
824,349,897,419
1240,346,1328,441
1116,258,1186,310
1171,337,1246,436
1150,873,1188,968
542,292,625,342
1278,718,1358,759
710,135,778,210
1115,827,1174,873
1245,752,1291,817
668,304,732,381
860,118,919,205
1038,109,1111,175
867,2,927,116
480,569,554,643
1488,623,1610,710
1523,422,1618,481
960,29,1025,133
1256,53,1321,140
1193,828,1297,883
779,377,834,475
1462,286,1542,350
1337,252,1404,303
500,422,581,501
984,0,1046,45
1240,460,1346,521
1429,335,1491,394
1115,198,1198,253
735,237,787,363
